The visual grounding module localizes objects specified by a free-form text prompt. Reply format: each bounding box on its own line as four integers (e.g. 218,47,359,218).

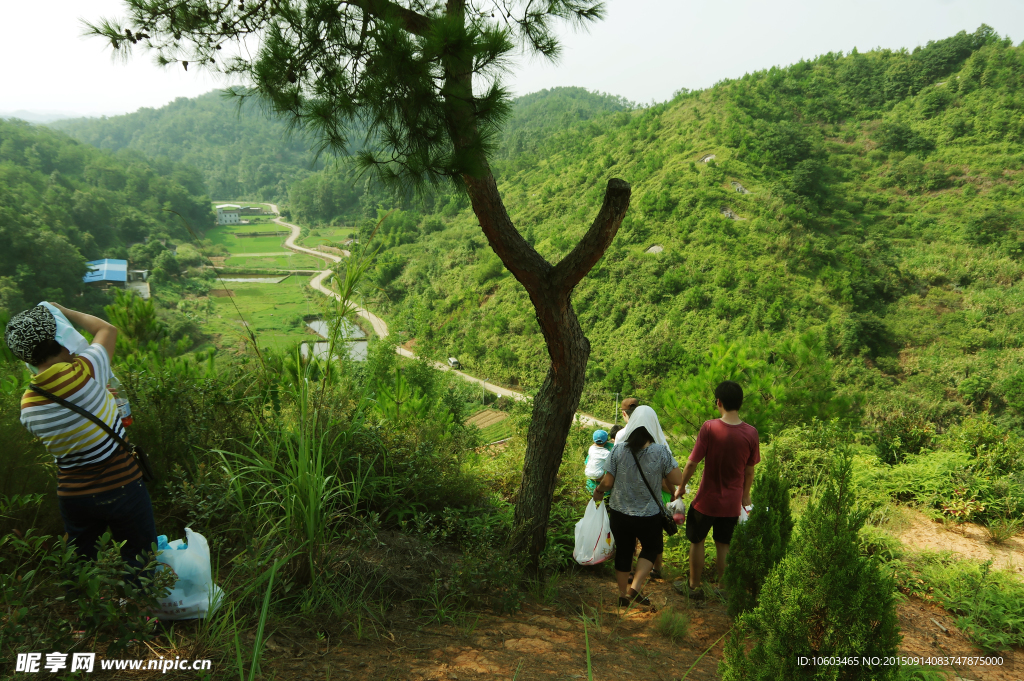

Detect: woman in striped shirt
5,304,156,573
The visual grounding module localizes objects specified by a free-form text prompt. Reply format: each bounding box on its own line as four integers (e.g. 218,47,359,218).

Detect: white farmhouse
215,204,242,225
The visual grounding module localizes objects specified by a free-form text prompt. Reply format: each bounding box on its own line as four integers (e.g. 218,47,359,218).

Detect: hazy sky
3,0,1024,118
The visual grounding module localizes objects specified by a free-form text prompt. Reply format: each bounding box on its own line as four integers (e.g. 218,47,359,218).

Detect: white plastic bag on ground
573,499,615,566
156,527,224,620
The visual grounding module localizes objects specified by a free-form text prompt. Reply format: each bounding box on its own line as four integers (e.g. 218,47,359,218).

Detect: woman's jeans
58,480,158,575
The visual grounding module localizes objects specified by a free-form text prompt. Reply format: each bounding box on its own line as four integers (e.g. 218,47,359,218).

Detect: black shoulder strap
627,443,668,514
30,383,132,453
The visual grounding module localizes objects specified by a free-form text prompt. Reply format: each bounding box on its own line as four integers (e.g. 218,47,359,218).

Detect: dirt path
265,202,613,429
898,510,1024,577
245,569,1019,681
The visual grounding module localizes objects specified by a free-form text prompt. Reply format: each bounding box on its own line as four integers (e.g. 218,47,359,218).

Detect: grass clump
985,516,1023,544
654,607,690,642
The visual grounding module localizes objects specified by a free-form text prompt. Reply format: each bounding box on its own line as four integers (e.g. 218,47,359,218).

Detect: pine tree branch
463,171,552,292
550,178,631,295
341,0,432,36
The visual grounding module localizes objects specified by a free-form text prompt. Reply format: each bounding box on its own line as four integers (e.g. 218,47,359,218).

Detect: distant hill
53,86,634,217
285,86,636,224
52,91,322,201
1,110,82,125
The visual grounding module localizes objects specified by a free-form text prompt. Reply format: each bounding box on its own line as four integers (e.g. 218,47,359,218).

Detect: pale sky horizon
3,0,1024,120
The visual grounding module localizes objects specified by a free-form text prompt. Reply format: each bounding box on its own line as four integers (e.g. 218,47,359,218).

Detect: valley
2,22,1024,680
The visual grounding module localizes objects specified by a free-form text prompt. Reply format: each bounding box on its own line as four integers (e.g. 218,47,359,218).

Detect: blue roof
84,259,128,284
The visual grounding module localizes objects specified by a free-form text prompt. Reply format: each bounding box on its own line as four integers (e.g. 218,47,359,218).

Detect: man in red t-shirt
675,381,760,599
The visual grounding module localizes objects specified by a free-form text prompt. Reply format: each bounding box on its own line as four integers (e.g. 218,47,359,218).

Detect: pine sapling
723,453,793,618
720,446,901,680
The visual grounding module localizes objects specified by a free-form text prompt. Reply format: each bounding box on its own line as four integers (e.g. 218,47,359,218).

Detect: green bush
908,554,1024,651
0,530,173,662
723,454,794,617
720,448,901,680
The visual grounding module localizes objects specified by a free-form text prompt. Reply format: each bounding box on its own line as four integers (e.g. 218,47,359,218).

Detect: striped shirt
21,344,141,496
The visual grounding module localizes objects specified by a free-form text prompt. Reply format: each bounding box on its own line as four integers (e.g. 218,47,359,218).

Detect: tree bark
462,172,631,568
443,0,631,569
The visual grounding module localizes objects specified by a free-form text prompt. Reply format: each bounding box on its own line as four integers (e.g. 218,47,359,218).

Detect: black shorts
608,508,663,573
685,505,739,545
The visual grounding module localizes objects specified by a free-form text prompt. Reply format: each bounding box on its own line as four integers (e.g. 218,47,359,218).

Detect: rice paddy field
300,227,357,249
223,252,329,269
202,278,328,352
206,226,288,255
204,216,331,270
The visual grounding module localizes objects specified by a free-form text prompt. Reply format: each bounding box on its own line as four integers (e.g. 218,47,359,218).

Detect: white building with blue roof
84,259,151,299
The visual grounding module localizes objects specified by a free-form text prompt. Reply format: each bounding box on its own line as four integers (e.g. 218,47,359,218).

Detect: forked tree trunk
441,0,631,567
514,298,591,563
462,173,631,568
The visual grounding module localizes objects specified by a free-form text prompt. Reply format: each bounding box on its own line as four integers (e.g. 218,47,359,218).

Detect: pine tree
720,447,901,681
87,0,627,570
722,453,793,618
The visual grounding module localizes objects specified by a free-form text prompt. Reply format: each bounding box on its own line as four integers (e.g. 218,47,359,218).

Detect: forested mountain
52,91,322,201
0,119,212,312
52,86,632,214
348,25,1024,436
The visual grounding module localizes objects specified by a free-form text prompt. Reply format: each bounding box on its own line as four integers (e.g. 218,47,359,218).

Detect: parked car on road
448,357,461,369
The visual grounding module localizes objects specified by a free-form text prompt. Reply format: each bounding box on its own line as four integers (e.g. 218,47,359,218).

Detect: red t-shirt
688,419,760,517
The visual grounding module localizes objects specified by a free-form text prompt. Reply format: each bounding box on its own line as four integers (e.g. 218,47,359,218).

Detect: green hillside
0,119,213,312
358,26,1024,438
51,86,632,213
52,91,322,201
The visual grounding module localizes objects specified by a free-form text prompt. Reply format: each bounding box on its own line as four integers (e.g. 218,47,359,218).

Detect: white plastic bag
38,302,90,355
739,505,753,523
26,302,90,373
573,500,615,566
156,528,224,620
666,497,687,525
666,497,687,515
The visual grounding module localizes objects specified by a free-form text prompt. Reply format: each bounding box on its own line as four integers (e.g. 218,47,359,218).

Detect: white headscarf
619,405,672,454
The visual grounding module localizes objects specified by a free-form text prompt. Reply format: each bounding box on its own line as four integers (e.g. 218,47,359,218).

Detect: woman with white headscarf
592,406,682,606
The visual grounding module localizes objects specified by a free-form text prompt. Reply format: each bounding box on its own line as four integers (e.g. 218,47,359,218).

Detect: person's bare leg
654,553,663,572
630,557,654,594
689,540,705,589
715,542,730,581
616,570,631,597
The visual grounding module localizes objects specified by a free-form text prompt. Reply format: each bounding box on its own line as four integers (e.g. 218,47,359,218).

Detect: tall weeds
216,244,379,585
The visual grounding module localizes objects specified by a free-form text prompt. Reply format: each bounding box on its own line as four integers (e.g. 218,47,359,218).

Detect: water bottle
107,374,133,427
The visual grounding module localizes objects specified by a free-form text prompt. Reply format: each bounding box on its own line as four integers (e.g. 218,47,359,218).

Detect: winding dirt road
262,203,612,429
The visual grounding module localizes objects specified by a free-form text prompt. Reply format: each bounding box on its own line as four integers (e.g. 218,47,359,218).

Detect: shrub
722,454,794,617
0,531,173,661
866,400,936,465
720,448,901,680
912,555,1024,651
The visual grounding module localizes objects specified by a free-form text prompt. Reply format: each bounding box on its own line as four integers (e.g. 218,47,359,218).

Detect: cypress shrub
720,447,901,680
722,453,794,618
